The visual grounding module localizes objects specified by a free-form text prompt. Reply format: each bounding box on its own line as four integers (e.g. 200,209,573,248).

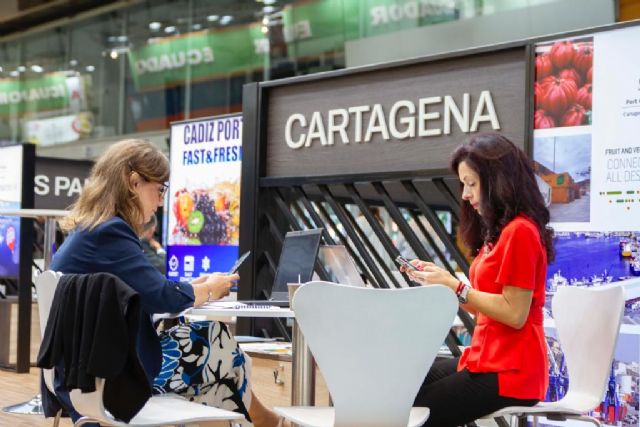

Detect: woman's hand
400,260,458,289
205,272,239,301
192,273,239,306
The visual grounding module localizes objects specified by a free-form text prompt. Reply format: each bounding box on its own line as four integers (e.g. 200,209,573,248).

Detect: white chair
274,281,459,427
37,271,244,427
71,378,243,426
34,270,63,427
482,285,625,427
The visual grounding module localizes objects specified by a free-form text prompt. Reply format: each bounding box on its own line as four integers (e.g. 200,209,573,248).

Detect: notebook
238,228,323,307
317,245,366,287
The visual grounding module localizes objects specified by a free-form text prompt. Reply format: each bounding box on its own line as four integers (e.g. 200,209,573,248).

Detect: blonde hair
61,139,169,235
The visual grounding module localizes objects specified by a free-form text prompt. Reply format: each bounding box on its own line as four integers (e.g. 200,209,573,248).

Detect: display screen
0,145,23,278
166,114,242,282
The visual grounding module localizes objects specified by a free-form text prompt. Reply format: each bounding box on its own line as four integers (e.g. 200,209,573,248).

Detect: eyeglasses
130,166,168,198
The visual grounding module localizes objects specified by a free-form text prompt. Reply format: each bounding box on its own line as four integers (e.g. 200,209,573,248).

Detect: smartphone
228,251,251,274
395,255,417,271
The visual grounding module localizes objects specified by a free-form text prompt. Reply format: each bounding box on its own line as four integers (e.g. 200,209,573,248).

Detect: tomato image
560,104,587,127
536,54,554,80
534,109,556,129
539,77,577,117
576,84,592,110
549,41,575,69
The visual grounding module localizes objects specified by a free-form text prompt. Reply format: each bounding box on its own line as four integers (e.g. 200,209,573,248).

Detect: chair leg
52,409,61,427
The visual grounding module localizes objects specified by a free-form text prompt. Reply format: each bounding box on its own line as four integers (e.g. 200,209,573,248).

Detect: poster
533,26,640,427
166,114,242,282
0,145,23,278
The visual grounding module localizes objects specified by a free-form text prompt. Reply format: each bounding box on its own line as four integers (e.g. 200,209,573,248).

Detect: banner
532,26,640,425
128,27,266,91
0,145,23,278
281,0,460,58
34,157,92,209
167,114,242,282
24,112,93,146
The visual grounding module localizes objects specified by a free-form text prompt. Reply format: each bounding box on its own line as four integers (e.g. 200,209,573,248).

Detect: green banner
0,74,69,116
282,0,460,58
128,25,266,91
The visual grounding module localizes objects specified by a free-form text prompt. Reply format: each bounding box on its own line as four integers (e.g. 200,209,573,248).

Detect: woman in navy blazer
51,139,286,427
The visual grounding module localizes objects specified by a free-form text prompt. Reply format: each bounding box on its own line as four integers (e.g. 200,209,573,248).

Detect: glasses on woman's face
131,168,168,198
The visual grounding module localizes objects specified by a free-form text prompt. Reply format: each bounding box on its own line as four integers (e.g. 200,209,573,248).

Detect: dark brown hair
450,133,554,261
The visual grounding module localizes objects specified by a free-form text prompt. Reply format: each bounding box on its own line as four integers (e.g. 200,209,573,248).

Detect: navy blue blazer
51,216,195,382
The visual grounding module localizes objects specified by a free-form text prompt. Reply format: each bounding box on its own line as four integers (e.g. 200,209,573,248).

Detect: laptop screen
318,245,366,287
271,229,323,298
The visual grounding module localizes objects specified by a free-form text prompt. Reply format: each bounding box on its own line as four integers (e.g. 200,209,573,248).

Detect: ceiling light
264,0,276,4
17,65,26,72
207,15,219,22
117,35,128,42
110,50,118,60
263,6,275,13
86,65,95,72
31,65,43,73
10,71,19,77
261,25,269,34
192,23,202,31
262,16,269,25
164,26,176,33
69,59,78,66
149,22,162,31
220,15,233,25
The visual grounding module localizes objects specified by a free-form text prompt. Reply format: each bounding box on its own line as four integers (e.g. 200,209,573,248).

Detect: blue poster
0,145,23,279
166,115,242,282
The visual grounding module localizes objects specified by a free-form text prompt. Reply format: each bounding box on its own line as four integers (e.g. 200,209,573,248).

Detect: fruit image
536,54,554,80
576,84,592,110
558,68,582,88
187,210,205,234
549,41,575,69
175,191,194,226
534,109,556,129
560,104,587,127
573,45,593,75
533,39,593,129
539,77,577,117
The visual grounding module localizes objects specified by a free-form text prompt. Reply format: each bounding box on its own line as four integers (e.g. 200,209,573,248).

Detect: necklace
483,242,493,256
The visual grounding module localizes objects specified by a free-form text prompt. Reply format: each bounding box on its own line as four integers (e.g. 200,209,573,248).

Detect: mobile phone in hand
395,255,417,271
228,251,251,274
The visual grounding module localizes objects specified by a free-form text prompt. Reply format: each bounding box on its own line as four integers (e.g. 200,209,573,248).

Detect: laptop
238,228,323,307
317,245,366,287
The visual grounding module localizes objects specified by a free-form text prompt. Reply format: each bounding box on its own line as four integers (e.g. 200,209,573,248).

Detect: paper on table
204,301,282,310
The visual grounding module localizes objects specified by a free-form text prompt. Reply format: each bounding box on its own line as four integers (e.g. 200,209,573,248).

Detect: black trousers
414,357,539,427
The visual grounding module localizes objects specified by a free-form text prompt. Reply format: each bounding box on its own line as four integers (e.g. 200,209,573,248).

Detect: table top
190,301,295,318
0,208,69,218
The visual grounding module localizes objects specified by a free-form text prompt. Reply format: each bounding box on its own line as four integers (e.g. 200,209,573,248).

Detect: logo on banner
202,256,210,272
184,255,195,272
169,255,179,272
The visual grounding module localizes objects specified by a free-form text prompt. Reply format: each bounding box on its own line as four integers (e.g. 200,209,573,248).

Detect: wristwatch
457,283,471,304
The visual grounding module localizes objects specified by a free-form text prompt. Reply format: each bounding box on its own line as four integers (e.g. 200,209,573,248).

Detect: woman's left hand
406,261,457,289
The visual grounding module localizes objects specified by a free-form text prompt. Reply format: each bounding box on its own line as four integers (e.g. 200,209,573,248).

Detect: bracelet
206,284,213,302
455,281,465,296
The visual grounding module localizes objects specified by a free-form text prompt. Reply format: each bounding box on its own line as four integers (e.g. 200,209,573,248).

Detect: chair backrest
292,281,458,427
35,271,62,340
553,285,624,411
35,270,62,394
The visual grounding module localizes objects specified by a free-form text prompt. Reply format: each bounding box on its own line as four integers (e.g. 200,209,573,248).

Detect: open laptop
317,245,366,287
238,228,323,307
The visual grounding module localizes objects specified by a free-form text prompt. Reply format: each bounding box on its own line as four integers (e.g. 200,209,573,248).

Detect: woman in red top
404,133,554,427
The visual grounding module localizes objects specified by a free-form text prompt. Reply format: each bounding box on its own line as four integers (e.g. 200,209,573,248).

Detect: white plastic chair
481,285,625,427
34,270,63,427
71,378,243,426
274,281,459,427
37,271,244,427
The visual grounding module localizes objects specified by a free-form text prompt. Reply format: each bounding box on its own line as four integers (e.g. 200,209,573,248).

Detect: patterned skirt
152,320,252,421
